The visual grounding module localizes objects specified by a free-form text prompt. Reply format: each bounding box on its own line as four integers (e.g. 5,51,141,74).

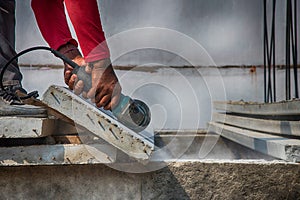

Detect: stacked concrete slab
210,100,300,162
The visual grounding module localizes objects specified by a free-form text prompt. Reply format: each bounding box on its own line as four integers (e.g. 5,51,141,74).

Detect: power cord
0,46,80,102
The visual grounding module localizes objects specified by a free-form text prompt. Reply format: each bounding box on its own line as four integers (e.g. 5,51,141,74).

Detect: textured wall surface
0,162,299,200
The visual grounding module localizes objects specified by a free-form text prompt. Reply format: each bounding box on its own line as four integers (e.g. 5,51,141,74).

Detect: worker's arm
31,0,121,110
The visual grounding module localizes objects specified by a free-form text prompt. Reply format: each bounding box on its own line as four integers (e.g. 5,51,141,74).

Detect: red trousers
31,0,110,62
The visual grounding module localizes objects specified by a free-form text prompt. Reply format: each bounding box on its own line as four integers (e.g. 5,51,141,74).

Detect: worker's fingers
74,80,84,95
104,103,111,111
95,87,107,104
104,95,120,110
64,70,72,85
64,63,74,84
86,77,100,99
68,74,77,90
96,94,110,108
110,85,122,109
87,86,97,99
82,91,88,99
97,83,121,110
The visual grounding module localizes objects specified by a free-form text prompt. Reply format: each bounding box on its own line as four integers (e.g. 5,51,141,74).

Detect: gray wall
0,163,299,199
16,0,300,66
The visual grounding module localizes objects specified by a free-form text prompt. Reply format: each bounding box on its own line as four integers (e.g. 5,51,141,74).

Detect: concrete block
42,85,154,160
0,143,117,166
0,117,55,138
209,122,300,162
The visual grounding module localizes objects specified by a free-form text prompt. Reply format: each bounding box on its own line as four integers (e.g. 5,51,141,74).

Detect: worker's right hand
86,59,122,110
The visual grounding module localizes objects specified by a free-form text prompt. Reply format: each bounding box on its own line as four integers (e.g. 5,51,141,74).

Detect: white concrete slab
0,117,56,138
0,143,116,166
209,122,300,162
213,113,300,136
214,100,300,116
42,85,154,160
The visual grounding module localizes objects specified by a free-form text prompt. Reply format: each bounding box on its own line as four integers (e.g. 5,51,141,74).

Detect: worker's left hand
85,59,122,110
59,43,88,95
64,55,88,94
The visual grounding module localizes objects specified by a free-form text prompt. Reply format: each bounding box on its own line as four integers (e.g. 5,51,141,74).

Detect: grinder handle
71,65,92,91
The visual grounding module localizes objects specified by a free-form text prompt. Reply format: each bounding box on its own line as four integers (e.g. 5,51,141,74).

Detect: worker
0,0,47,116
31,0,122,111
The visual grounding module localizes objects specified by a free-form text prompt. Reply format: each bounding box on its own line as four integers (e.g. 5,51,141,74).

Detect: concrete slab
0,143,117,166
209,122,300,162
0,130,276,167
213,112,300,136
0,117,56,138
42,85,154,160
214,100,300,116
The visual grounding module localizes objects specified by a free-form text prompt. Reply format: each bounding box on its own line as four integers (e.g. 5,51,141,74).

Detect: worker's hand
64,55,87,95
58,43,87,95
86,59,122,110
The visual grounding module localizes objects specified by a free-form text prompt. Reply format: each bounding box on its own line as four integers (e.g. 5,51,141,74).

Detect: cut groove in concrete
209,122,300,162
213,113,300,136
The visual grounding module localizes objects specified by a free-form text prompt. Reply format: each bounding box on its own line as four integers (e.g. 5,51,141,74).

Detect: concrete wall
0,162,299,200
15,0,300,66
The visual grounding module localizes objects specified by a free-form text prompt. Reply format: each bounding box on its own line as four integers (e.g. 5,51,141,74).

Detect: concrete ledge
214,100,300,116
0,144,116,166
0,117,56,138
0,162,298,200
213,112,300,136
209,122,300,162
0,133,276,166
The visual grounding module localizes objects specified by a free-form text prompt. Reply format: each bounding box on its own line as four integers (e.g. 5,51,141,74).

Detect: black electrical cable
293,0,298,98
286,0,291,100
0,46,80,99
272,0,276,102
263,0,267,103
290,0,296,98
263,0,276,103
266,0,276,103
268,5,274,103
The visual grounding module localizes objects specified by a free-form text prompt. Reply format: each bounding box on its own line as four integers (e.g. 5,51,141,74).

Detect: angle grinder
72,65,151,132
